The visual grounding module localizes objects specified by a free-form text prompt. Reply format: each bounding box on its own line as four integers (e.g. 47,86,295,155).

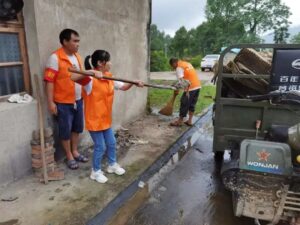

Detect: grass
148,80,216,115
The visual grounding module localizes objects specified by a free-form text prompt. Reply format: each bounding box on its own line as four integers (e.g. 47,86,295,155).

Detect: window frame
0,13,31,99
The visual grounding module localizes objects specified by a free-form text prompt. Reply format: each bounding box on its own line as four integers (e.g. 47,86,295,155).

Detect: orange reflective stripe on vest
83,72,114,131
178,60,201,90
54,48,83,103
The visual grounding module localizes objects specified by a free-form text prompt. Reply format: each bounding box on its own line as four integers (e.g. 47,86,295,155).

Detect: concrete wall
29,0,150,126
0,0,150,186
0,102,38,185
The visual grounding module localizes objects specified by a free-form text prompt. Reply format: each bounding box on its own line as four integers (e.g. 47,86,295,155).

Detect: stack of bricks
31,128,64,181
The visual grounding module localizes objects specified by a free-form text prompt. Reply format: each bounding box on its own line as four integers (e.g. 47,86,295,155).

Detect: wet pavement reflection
126,127,254,225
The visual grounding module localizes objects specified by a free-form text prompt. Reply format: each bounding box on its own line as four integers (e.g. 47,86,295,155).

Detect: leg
187,111,194,125
89,131,105,172
102,128,117,166
71,99,85,160
103,128,125,175
71,132,82,158
179,91,189,120
56,103,74,162
186,89,200,125
170,92,188,126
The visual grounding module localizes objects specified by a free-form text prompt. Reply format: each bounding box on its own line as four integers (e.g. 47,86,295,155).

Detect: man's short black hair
59,29,79,45
169,58,178,65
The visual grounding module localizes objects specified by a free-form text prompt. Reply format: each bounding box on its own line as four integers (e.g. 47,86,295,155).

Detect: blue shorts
56,99,84,140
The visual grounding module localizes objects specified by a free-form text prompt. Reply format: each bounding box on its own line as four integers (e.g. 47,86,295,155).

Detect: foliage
150,51,169,72
290,33,300,44
189,55,202,69
169,26,189,58
274,26,290,44
149,0,291,71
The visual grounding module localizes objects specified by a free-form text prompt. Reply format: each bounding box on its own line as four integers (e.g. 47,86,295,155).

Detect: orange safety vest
53,48,83,103
177,60,201,90
83,72,114,131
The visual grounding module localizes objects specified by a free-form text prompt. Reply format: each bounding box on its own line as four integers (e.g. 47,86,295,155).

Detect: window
0,13,30,97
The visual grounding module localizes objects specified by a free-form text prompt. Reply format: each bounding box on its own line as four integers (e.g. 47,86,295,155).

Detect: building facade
0,0,151,185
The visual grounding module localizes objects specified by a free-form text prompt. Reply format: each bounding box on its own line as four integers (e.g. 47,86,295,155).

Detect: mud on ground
0,114,189,225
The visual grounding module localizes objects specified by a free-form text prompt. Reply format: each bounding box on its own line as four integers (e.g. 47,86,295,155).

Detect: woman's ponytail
84,55,92,70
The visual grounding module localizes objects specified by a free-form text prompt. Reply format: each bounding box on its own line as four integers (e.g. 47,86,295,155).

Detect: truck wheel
201,68,205,72
214,151,224,163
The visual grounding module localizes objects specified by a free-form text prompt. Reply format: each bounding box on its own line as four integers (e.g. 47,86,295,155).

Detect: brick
31,148,55,159
39,169,65,182
32,155,54,168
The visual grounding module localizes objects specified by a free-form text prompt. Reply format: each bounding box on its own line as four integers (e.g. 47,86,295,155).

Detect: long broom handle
68,68,176,90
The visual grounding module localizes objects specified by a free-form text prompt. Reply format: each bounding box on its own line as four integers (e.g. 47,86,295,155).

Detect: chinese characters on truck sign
270,49,300,91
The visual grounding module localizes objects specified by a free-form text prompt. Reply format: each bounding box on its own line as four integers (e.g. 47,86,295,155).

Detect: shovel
69,68,177,90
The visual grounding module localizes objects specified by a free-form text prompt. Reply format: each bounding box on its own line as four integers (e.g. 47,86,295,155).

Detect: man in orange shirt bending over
169,58,201,127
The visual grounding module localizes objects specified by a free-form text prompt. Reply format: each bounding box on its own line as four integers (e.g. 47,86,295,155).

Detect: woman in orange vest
71,50,144,183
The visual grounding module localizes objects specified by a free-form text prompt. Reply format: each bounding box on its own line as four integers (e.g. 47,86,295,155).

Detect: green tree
206,0,291,40
150,24,165,51
274,26,289,44
291,33,300,44
240,0,291,35
170,26,189,58
150,50,169,72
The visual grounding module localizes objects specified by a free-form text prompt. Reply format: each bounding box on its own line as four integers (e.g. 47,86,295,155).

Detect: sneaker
90,170,108,183
107,163,126,175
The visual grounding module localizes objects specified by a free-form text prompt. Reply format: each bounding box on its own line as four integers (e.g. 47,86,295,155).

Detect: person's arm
44,54,59,115
71,70,103,86
45,82,57,115
176,67,184,81
71,70,103,82
116,81,144,91
174,67,185,94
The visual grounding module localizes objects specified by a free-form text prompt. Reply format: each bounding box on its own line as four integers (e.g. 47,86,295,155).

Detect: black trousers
179,89,200,118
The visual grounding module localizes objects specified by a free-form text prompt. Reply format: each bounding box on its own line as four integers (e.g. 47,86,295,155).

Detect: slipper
74,154,89,163
184,121,193,126
66,159,79,170
169,121,183,127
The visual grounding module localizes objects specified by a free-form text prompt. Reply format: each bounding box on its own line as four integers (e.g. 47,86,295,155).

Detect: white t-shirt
176,67,184,79
46,54,82,100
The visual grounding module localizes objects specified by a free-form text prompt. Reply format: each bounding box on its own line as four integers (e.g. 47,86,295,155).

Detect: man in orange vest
169,58,201,126
44,29,88,170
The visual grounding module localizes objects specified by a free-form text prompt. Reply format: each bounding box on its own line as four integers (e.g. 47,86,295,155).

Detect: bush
189,55,202,69
150,51,170,72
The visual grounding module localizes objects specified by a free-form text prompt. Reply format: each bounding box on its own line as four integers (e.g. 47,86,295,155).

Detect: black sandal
67,159,79,170
74,154,89,163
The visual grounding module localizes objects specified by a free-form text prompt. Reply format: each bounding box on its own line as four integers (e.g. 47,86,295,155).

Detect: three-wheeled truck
213,44,300,225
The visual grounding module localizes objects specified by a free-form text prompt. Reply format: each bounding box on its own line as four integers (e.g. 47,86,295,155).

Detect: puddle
90,108,214,225
126,110,256,225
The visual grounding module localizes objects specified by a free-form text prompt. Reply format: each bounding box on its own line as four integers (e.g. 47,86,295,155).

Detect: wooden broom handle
68,68,177,90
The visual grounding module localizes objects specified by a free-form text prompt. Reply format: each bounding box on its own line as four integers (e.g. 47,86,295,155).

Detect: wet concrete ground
126,126,254,225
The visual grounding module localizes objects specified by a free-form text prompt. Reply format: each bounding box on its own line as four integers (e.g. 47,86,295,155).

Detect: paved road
150,70,214,85
126,123,254,225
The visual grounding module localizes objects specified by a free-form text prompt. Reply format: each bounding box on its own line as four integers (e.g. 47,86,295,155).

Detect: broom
158,91,179,116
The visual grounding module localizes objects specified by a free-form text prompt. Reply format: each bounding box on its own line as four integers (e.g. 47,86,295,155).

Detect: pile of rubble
115,128,148,158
